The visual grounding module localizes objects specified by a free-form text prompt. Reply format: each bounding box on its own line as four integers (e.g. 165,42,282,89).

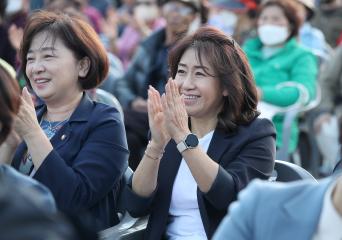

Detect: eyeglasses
162,2,194,16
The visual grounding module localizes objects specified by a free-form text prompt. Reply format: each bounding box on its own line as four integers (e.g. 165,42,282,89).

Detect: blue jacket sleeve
33,107,129,213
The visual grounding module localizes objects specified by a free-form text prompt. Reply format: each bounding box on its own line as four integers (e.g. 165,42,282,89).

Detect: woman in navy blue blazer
0,11,129,231
124,26,276,239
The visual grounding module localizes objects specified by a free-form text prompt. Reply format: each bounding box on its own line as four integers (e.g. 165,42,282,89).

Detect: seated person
213,174,342,240
0,58,55,211
123,26,276,240
314,45,342,174
0,10,129,231
243,0,317,154
113,0,205,170
0,57,79,240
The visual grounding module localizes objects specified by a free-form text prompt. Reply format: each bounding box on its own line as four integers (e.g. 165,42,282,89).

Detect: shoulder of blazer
237,118,276,141
67,93,122,125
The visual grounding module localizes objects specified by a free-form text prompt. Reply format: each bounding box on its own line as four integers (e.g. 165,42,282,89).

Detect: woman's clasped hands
147,79,191,151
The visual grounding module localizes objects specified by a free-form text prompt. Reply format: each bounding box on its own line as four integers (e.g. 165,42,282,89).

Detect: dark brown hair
0,65,20,144
168,26,259,133
20,10,109,90
258,0,301,39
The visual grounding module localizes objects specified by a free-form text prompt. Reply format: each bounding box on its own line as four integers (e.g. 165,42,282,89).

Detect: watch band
176,141,188,153
176,133,199,153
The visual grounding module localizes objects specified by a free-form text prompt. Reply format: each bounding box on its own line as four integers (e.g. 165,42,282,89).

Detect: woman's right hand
147,86,170,149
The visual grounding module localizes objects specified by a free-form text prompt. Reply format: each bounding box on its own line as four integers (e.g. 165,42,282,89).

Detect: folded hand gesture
162,79,190,143
147,86,170,148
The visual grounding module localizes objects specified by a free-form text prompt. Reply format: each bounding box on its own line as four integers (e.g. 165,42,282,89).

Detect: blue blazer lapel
158,141,182,186
48,93,92,150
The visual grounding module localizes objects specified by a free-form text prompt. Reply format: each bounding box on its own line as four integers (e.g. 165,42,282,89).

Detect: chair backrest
270,160,317,182
100,167,147,240
261,82,322,162
94,88,124,121
116,167,133,218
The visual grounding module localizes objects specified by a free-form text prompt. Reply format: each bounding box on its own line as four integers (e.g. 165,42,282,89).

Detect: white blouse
166,131,214,240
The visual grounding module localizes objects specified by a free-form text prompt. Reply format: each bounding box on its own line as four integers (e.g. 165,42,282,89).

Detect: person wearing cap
113,0,207,170
293,0,330,61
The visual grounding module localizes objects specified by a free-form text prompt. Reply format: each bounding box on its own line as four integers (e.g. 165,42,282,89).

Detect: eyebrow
178,63,209,70
28,47,56,54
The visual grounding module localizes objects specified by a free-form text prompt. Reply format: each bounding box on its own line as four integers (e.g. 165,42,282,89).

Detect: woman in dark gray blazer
124,26,276,239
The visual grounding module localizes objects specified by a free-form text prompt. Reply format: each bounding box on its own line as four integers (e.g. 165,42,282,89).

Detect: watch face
185,134,199,148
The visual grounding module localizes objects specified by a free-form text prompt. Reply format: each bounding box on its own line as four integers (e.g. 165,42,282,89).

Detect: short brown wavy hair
0,64,20,144
168,26,259,133
20,10,109,90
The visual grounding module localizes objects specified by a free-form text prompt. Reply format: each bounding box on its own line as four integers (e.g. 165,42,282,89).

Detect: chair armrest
99,216,148,240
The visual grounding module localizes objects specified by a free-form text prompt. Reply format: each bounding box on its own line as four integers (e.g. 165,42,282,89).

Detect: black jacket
124,118,276,239
114,28,169,107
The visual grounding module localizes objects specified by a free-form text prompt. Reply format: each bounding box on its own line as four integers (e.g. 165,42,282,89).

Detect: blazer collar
36,92,93,123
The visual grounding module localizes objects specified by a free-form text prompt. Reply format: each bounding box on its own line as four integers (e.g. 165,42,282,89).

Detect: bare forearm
23,129,53,170
132,156,160,197
132,142,164,197
182,147,219,193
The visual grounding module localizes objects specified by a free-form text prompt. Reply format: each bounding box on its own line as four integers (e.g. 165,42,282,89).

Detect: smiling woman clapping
124,26,276,240
0,10,129,231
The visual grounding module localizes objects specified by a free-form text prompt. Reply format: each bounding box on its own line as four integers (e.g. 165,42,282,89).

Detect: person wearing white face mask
243,0,318,155
257,24,289,47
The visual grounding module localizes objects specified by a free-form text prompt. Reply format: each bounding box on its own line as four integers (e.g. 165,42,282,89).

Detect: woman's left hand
13,87,41,139
162,79,190,143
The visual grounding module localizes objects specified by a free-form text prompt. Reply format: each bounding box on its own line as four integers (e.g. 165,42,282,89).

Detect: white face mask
258,24,289,46
134,5,159,21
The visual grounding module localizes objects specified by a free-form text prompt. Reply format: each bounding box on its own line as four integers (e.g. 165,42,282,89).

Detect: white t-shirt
166,131,214,240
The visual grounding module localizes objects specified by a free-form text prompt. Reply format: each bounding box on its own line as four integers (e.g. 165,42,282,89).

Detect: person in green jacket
243,0,317,154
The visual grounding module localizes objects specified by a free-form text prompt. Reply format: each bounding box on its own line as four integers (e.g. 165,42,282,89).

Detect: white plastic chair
258,81,321,162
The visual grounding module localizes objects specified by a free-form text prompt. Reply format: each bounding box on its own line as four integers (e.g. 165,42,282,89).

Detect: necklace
40,118,69,139
45,118,69,132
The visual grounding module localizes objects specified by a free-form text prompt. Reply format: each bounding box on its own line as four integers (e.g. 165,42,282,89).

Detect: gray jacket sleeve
0,165,56,212
114,46,149,108
318,46,342,112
